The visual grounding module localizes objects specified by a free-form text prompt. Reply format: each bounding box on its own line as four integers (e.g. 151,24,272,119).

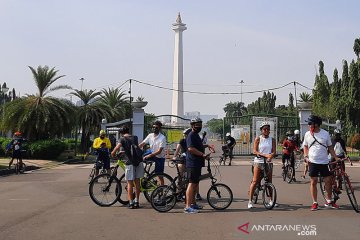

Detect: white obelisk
171,13,187,124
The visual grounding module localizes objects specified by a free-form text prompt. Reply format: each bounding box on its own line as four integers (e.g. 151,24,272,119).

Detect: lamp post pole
79,78,85,91
239,80,244,103
2,85,9,136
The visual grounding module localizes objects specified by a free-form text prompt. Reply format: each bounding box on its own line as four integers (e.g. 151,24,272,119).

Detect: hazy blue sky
1,0,359,117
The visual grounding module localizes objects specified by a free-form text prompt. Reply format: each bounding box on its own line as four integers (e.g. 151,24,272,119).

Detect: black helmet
119,126,130,134
286,130,293,136
190,117,202,125
306,115,322,125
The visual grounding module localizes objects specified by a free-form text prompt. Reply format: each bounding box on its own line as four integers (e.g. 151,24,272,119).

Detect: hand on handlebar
204,153,211,160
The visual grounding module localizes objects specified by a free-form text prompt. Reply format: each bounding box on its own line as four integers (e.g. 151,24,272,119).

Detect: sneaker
191,204,203,210
248,201,254,209
269,200,279,207
128,203,134,209
292,177,296,182
195,194,203,201
184,207,199,214
324,201,340,209
133,202,139,209
301,175,305,179
310,202,318,211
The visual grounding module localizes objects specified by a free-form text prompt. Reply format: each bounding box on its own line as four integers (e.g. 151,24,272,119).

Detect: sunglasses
307,122,315,126
262,127,270,131
152,126,160,130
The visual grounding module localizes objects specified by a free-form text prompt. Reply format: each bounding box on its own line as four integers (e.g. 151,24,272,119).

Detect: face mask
287,136,292,140
100,136,105,139
153,129,160,134
193,126,202,133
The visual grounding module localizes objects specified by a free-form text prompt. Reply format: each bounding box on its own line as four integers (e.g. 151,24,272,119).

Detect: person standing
225,133,236,166
139,120,167,185
282,131,298,181
184,117,208,214
303,115,339,211
111,126,144,209
248,122,277,209
92,130,112,176
8,132,26,169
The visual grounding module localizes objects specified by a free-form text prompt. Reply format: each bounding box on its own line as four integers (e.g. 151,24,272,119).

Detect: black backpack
125,137,143,166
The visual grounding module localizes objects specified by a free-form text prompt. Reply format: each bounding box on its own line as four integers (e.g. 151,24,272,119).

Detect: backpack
125,136,143,166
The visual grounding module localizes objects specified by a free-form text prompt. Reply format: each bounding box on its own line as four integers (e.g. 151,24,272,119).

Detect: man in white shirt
139,120,167,185
303,115,339,211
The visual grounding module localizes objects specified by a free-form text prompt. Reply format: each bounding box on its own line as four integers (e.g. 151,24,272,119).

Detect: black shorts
186,167,202,184
308,162,331,177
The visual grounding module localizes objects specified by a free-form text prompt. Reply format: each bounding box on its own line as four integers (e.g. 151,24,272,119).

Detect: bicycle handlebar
328,157,353,166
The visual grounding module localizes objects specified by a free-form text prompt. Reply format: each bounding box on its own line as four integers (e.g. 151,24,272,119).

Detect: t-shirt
186,131,205,168
282,138,297,155
333,138,346,156
142,133,166,158
226,137,236,148
120,136,139,165
11,138,25,151
303,129,332,164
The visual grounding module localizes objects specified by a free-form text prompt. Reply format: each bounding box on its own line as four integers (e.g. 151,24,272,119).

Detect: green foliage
299,92,313,102
247,91,276,114
99,88,130,121
223,101,247,117
28,140,67,159
0,137,11,155
354,38,360,59
207,118,228,138
350,133,360,150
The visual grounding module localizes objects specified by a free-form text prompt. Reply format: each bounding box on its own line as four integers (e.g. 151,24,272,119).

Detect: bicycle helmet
183,128,192,135
306,115,322,125
226,132,231,137
294,129,300,135
99,130,106,136
334,129,341,134
259,121,270,130
14,131,22,136
190,117,202,125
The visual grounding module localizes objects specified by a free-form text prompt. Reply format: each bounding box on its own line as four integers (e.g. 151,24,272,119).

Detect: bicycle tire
142,173,174,202
117,173,131,205
207,183,233,210
150,185,177,212
15,163,19,175
286,166,294,183
19,163,26,174
262,183,277,210
88,168,95,183
343,175,359,213
88,173,121,207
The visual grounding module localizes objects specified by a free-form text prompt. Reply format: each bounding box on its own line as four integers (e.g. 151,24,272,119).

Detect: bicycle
319,157,359,213
281,154,294,183
88,156,174,207
150,153,233,212
88,159,107,183
251,155,277,210
6,149,26,174
219,145,230,166
294,150,303,170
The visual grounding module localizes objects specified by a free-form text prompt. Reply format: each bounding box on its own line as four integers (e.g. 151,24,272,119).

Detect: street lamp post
79,78,85,91
2,85,9,133
239,80,244,103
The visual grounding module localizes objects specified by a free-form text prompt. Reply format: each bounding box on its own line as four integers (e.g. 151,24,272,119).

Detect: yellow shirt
93,137,111,149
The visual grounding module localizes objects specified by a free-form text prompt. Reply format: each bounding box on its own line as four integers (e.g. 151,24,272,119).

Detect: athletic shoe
269,200,279,207
196,194,203,201
248,201,254,209
324,201,340,209
191,204,203,210
292,177,297,182
133,202,139,209
184,207,199,214
310,202,318,211
128,203,134,209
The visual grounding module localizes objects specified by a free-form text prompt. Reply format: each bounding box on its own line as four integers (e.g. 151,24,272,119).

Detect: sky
1,0,359,118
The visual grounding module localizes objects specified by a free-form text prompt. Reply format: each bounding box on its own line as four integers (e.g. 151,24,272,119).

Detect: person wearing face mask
184,117,209,213
282,130,298,181
93,130,112,176
139,120,167,185
303,115,339,211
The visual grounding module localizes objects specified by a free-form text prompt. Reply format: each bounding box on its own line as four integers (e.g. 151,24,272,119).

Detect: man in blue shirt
184,117,208,214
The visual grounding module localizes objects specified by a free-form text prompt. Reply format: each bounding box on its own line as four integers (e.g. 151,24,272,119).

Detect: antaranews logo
236,222,317,237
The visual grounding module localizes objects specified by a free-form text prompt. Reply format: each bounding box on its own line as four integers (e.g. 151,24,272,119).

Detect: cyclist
331,129,347,190
282,130,298,181
173,128,191,179
139,120,166,185
111,126,144,209
248,122,277,209
303,115,340,210
184,117,208,213
225,132,236,166
8,132,26,170
294,129,302,148
92,130,112,176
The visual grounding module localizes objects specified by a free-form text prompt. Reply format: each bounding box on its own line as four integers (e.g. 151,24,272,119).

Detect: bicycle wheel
19,163,26,174
207,183,233,210
117,174,131,205
286,166,294,183
88,168,95,183
15,163,19,175
143,173,174,202
150,185,177,212
262,183,277,210
343,175,359,213
89,174,121,207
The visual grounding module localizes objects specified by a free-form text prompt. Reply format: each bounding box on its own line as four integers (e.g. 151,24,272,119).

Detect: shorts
12,150,22,160
153,157,165,174
125,163,145,181
96,158,110,170
186,167,202,184
308,162,331,177
253,162,273,171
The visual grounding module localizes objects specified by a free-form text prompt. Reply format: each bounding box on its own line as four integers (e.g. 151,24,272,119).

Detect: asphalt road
1,158,360,240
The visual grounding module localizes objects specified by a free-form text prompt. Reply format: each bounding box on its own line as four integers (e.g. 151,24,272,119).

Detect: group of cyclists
89,114,351,212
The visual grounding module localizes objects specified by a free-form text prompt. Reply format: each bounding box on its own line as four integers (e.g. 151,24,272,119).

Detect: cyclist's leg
249,164,262,201
281,154,286,168
125,165,135,204
103,157,111,175
185,167,201,208
154,157,165,185
290,153,296,179
308,163,320,203
134,163,144,200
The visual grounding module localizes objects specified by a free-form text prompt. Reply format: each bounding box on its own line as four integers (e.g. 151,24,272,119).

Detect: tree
223,101,247,117
70,89,112,153
329,68,341,120
3,66,74,139
99,87,130,121
313,61,331,117
207,118,228,138
247,91,276,114
288,93,295,115
348,60,360,132
354,38,360,59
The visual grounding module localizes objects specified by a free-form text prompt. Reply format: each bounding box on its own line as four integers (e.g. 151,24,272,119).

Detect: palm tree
99,88,130,121
70,89,112,153
3,66,74,139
